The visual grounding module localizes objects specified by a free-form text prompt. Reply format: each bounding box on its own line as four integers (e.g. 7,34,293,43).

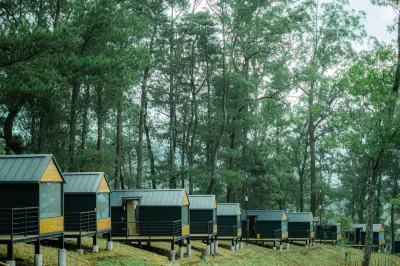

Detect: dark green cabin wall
65,194,96,212
288,222,313,238
217,215,241,237
395,242,400,253
138,207,183,236
316,225,341,240
0,184,39,208
190,210,213,234
242,221,283,238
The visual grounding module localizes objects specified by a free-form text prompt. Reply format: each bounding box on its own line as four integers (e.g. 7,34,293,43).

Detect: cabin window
379,232,384,240
310,222,314,232
213,209,217,224
40,182,62,218
282,220,288,232
237,215,240,229
182,206,189,226
96,193,110,219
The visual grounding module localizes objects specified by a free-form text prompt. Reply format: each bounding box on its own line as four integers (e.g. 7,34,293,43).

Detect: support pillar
279,240,283,251
5,261,15,266
179,240,184,259
34,240,42,266
236,238,239,250
214,239,219,254
211,237,215,254
92,235,99,253
286,242,290,250
77,237,83,255
58,249,66,266
240,241,244,249
231,239,235,252
187,238,192,257
170,242,175,261
107,232,113,251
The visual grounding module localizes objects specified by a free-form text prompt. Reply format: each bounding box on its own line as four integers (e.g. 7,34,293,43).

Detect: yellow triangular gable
282,213,287,221
214,200,217,209
310,216,314,222
182,192,189,206
238,208,241,215
97,176,111,193
380,226,384,232
40,159,63,182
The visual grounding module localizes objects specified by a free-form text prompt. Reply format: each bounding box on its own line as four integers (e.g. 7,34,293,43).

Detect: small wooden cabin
394,235,400,253
287,212,315,245
63,172,112,252
314,217,341,243
111,189,191,260
350,224,385,249
188,195,217,240
0,154,66,264
217,203,241,240
241,210,288,245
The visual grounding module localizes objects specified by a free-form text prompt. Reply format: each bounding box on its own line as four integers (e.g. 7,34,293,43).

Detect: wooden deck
246,238,288,241
112,235,188,242
64,231,97,237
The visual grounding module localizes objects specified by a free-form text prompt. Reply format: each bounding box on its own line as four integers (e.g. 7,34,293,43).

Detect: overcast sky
348,0,396,43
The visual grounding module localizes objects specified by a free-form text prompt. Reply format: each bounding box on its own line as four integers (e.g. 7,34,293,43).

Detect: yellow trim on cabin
337,234,342,240
238,208,241,215
213,224,217,233
310,216,314,222
40,217,64,234
214,200,217,209
282,231,288,239
182,193,189,206
282,213,287,221
40,159,63,182
182,225,190,236
97,218,111,231
310,232,315,238
97,176,111,193
237,228,242,237
257,233,260,239
379,240,386,245
379,226,384,232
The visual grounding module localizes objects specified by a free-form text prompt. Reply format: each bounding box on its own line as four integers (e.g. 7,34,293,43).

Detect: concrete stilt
179,246,184,259
214,241,219,254
6,261,15,266
286,243,290,250
106,241,113,251
236,243,239,250
170,250,176,261
384,247,387,253
211,242,215,254
231,246,235,252
187,244,192,257
34,254,43,266
92,245,99,253
77,249,84,255
273,247,277,251
206,244,211,255
240,242,244,249
58,249,66,266
279,245,283,251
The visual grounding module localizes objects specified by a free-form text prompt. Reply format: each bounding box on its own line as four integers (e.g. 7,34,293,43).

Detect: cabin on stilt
217,203,242,251
347,223,386,252
0,154,66,266
394,235,400,253
314,217,341,244
241,210,289,250
111,189,191,261
287,212,315,246
188,195,218,255
63,172,112,254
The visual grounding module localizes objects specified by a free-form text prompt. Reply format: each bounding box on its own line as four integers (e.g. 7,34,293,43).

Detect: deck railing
0,207,39,241
288,229,311,239
218,225,238,238
243,228,283,240
64,211,96,235
190,221,214,236
111,220,182,241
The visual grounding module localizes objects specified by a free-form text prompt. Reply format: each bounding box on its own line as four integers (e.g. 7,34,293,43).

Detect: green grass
0,237,399,266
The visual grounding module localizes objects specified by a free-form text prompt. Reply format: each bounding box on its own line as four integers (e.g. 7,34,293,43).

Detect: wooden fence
334,258,400,266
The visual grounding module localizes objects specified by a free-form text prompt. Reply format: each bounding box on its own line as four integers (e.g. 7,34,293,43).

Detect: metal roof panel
111,189,187,207
217,203,240,216
63,172,108,193
287,212,313,222
240,210,285,221
188,195,216,210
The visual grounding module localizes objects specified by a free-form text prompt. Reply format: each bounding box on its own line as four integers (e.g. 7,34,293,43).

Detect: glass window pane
96,193,110,219
182,206,189,225
40,183,62,218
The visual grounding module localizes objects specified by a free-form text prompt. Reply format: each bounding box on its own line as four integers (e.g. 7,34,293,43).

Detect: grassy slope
1,238,399,266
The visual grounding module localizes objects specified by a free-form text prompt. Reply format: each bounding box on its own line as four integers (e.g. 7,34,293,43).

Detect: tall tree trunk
144,109,156,189
363,155,382,266
136,66,150,189
96,85,103,151
375,174,382,222
4,107,21,154
205,52,212,170
227,128,236,203
393,15,400,92
114,98,123,190
391,174,398,253
30,115,37,152
53,0,61,29
80,83,90,153
38,112,46,153
309,92,317,216
69,82,79,171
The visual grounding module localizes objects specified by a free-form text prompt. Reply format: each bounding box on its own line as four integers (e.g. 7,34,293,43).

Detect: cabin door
248,216,257,238
124,199,139,236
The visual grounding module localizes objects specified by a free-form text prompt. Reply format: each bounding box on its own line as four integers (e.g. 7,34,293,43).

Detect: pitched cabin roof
240,210,287,221
188,195,216,210
287,212,314,222
217,203,241,216
395,235,400,241
314,216,339,226
352,224,384,232
0,154,65,183
63,172,111,193
111,189,189,207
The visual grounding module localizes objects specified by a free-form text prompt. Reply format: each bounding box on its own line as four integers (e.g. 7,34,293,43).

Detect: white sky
347,0,396,43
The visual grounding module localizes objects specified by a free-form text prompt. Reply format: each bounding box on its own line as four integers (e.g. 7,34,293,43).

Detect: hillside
1,238,399,266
